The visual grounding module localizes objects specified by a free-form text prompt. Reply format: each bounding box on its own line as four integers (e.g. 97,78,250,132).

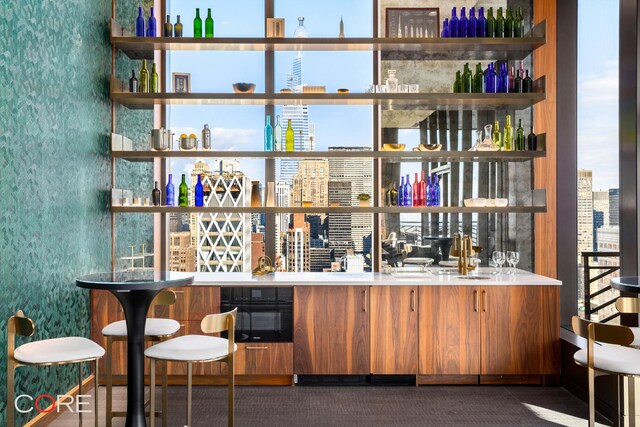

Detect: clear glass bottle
274,115,282,151
398,176,405,206
147,7,157,37
294,17,309,38
179,174,189,207
136,7,145,37
195,174,204,207
286,119,295,151
503,115,514,151
202,124,211,150
264,116,274,151
152,181,161,206
492,120,502,149
139,60,148,93
129,70,138,93
516,119,525,151
165,174,175,206
174,15,183,37
483,124,494,148
150,62,158,93
194,8,202,38
205,8,214,38
386,70,398,93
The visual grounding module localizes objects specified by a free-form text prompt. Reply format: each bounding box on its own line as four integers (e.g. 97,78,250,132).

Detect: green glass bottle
492,119,502,150
205,8,214,38
504,8,513,37
462,63,473,93
514,8,524,37
486,8,495,38
473,63,484,93
286,119,295,152
150,62,158,93
179,174,189,206
194,8,202,38
503,115,514,151
139,60,149,93
495,7,505,37
516,119,525,151
453,70,462,93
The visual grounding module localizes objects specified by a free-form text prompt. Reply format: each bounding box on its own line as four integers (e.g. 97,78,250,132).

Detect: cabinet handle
473,290,479,312
174,290,185,294
362,290,367,312
482,290,487,313
410,290,416,312
246,346,268,350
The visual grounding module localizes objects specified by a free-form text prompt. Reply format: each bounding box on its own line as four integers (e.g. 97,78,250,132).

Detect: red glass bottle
412,173,421,207
419,171,427,206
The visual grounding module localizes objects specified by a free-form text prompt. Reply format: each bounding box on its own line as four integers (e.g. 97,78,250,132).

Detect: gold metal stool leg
162,360,168,427
228,356,234,427
150,360,156,427
79,363,83,427
106,336,113,427
187,362,192,427
94,359,99,427
7,361,16,427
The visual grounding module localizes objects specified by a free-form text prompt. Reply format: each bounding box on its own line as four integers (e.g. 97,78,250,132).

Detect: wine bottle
486,7,495,38
441,18,450,38
419,171,427,206
404,174,412,207
150,62,158,93
390,182,398,206
467,7,477,38
508,66,515,93
135,7,145,37
433,175,441,206
449,7,459,38
453,70,462,93
129,70,138,93
205,8,214,38
492,120,502,149
412,173,420,207
152,181,161,206
495,8,505,37
514,70,523,93
473,63,484,93
166,174,175,206
523,70,533,93
174,15,183,37
194,8,202,38
514,8,524,37
398,176,405,207
147,7,157,37
286,119,295,152
195,174,204,207
385,185,392,207
164,15,173,37
425,176,432,206
274,115,282,151
264,116,274,151
497,63,508,93
139,60,149,93
477,7,487,37
487,63,498,93
516,119,525,151
179,174,189,207
503,115,514,151
504,8,513,38
459,7,468,38
527,128,538,151
462,63,472,93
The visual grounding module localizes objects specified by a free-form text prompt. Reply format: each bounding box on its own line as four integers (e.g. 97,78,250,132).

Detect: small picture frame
172,72,191,93
385,8,440,38
266,18,285,38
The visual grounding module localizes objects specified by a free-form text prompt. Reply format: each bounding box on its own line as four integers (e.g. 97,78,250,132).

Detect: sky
577,0,620,191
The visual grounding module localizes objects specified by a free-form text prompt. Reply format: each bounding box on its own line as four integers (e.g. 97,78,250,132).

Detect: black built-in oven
220,287,293,343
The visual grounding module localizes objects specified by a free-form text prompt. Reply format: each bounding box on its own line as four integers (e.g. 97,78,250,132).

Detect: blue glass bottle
458,7,468,38
398,176,405,207
433,175,441,206
404,174,412,206
441,18,450,38
484,64,495,93
147,7,157,37
467,7,477,38
264,116,273,151
477,7,487,37
136,7,145,37
195,174,204,207
497,63,509,93
166,174,175,206
449,7,459,38
425,176,432,206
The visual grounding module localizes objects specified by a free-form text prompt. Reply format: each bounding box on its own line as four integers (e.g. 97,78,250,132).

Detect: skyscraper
286,213,310,272
609,188,619,226
275,182,291,256
290,160,329,207
592,190,610,227
577,170,594,261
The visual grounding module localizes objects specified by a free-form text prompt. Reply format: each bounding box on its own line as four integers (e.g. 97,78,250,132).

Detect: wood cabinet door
370,286,418,374
418,286,481,375
294,286,369,375
225,343,293,375
153,286,220,322
480,286,544,375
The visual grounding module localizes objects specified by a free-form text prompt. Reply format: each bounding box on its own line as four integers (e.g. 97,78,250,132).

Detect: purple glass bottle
467,7,477,38
497,63,509,93
459,7,468,37
477,7,487,37
441,18,450,38
136,7,145,37
147,7,157,37
485,63,497,93
425,176,432,206
433,175,441,206
165,174,175,206
404,174,412,207
449,7,459,38
399,176,405,206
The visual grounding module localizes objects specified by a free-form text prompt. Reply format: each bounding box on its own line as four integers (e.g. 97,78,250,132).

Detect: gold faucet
452,233,477,275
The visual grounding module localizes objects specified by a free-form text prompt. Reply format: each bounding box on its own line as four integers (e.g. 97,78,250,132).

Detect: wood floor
49,385,608,426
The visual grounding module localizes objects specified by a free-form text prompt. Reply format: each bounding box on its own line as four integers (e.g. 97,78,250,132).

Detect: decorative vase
251,181,262,207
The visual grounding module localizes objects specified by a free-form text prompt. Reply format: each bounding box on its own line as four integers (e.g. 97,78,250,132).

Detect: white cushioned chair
145,308,237,427
7,310,105,426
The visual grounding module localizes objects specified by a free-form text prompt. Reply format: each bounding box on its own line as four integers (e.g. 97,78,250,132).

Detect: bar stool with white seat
102,290,180,427
571,316,640,427
145,308,237,427
615,297,640,347
7,310,105,426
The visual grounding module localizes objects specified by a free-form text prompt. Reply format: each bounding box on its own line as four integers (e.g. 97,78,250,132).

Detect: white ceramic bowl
494,198,509,207
464,198,487,207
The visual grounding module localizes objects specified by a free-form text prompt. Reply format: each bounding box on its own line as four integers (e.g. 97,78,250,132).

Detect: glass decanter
294,17,309,38
386,70,398,93
470,130,483,151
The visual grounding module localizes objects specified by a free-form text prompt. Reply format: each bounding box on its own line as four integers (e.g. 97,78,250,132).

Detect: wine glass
492,251,505,275
507,251,520,274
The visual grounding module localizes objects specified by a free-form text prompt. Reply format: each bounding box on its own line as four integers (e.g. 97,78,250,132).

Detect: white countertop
193,268,561,287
